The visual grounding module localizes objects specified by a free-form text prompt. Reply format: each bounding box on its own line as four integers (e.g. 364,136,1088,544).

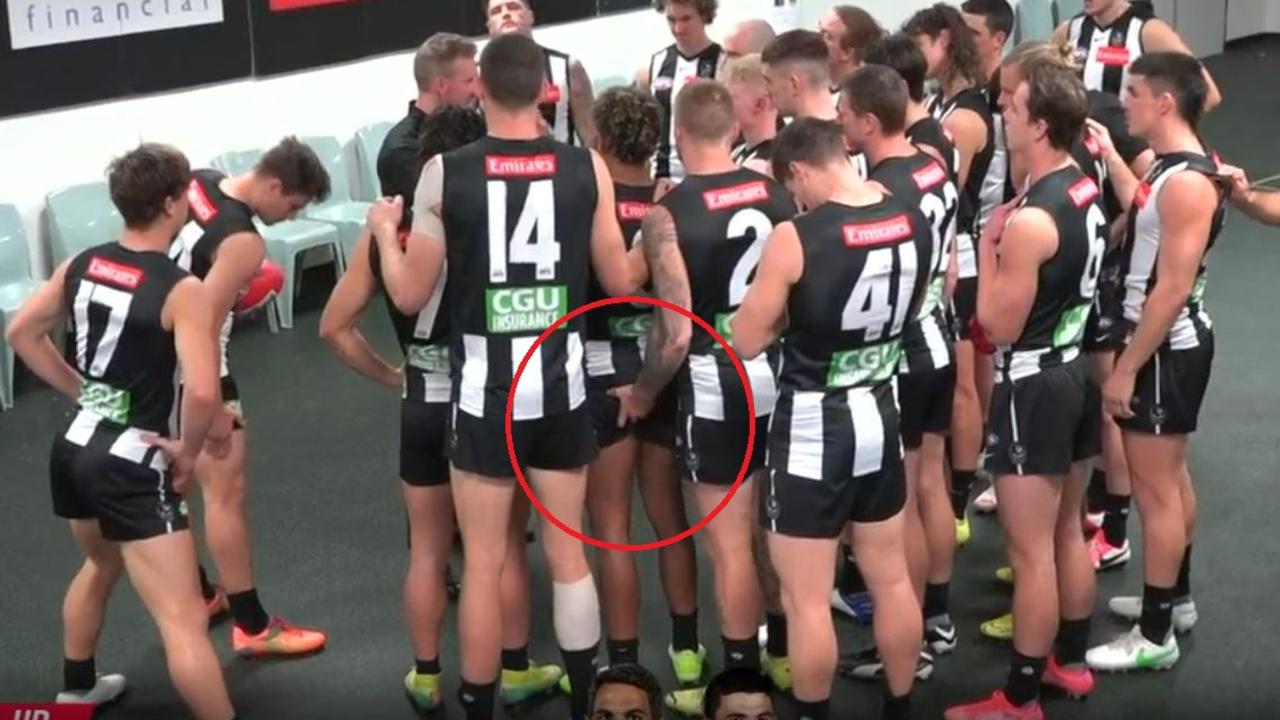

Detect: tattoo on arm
635,206,691,396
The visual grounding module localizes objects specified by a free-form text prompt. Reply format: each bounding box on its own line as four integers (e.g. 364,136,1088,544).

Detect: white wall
1226,0,1280,40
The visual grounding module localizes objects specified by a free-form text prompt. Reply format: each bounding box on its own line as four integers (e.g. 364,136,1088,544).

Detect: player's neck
795,90,837,121
904,101,930,128
220,174,255,211
484,106,544,141
415,92,439,115
742,116,778,147
1025,146,1074,186
605,157,653,186
1094,1,1131,26
942,76,975,100
681,144,738,175
676,34,712,58
981,56,1001,85
827,169,881,208
1145,120,1202,156
830,60,857,87
863,134,917,166
119,228,173,255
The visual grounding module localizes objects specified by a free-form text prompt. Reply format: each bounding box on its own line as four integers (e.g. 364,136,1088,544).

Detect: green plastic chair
299,136,372,262
592,75,631,95
45,181,123,269
209,150,345,330
354,122,393,201
1053,0,1085,26
0,204,40,410
1015,0,1056,44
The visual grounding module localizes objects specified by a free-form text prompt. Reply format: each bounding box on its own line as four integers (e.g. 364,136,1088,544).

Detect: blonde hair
1002,40,1079,75
724,53,766,86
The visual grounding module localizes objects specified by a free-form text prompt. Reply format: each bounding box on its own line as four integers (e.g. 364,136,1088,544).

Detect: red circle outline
505,295,756,553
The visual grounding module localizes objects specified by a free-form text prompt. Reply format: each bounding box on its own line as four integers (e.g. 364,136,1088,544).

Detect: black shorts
1117,336,1214,436
763,384,906,538
950,277,978,341
588,382,678,449
448,404,597,478
50,435,189,542
400,400,449,487
676,410,769,486
985,357,1101,477
899,365,956,450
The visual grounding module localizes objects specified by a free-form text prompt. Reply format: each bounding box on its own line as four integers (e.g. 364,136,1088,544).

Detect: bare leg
637,441,697,616
402,483,456,663
500,494,533,655
996,473,1063,659
196,430,253,594
1124,433,1190,588
918,433,956,586
854,511,922,697
587,437,642,646
952,341,984,477
64,520,125,662
768,533,839,702
692,475,763,642
902,448,928,601
1056,463,1095,621
452,469,517,685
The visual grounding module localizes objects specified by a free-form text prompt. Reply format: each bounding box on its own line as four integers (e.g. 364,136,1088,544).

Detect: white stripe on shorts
459,334,489,418
786,391,825,481
689,354,725,421
848,388,885,478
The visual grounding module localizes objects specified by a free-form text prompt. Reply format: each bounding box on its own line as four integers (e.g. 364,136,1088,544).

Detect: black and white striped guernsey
660,169,795,421
370,237,450,404
996,166,1107,382
1119,151,1226,351
585,182,656,387
731,138,774,168
906,116,959,180
649,42,724,180
539,45,579,146
1068,8,1146,98
63,243,188,465
439,136,596,421
927,87,995,280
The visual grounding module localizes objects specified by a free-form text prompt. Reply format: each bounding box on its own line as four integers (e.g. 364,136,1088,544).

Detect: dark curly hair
903,3,987,92
592,86,663,167
654,0,717,25
418,105,487,160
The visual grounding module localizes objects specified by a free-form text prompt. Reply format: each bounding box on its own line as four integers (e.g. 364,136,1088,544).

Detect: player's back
370,234,451,404
584,182,655,385
440,135,597,421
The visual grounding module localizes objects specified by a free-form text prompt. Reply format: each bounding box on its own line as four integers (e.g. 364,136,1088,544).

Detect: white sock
553,574,601,651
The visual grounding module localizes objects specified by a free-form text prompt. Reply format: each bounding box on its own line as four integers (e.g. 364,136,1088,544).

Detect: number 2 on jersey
488,179,558,282
727,208,775,306
72,280,134,377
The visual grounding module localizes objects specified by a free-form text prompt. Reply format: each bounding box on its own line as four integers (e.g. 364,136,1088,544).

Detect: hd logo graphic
0,705,94,720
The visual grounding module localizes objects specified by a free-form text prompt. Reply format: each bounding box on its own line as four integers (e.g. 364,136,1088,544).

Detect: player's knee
202,470,248,509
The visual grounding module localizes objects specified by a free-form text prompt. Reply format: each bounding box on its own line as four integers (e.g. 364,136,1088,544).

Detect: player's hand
367,196,404,235
1085,118,1118,161
981,197,1020,248
142,435,199,494
1103,367,1137,420
383,364,405,390
609,384,655,428
1217,164,1252,202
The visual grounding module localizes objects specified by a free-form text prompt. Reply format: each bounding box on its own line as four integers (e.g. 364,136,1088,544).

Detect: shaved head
724,19,776,58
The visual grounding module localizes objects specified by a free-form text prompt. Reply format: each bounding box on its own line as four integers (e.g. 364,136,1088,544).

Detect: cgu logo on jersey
827,341,903,388
87,257,143,290
486,154,558,178
617,201,653,221
609,314,653,338
80,379,131,425
1067,177,1101,208
186,178,218,224
1096,45,1131,67
842,214,913,248
1053,303,1092,348
703,181,769,212
912,162,947,191
486,285,568,333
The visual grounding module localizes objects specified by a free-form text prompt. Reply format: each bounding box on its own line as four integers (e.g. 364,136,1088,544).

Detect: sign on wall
7,0,224,49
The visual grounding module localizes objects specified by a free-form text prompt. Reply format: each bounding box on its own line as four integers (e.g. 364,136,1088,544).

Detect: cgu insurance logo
485,285,568,334
0,705,94,720
8,0,224,50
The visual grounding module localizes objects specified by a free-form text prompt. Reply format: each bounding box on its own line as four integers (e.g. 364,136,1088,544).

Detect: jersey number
488,180,558,282
840,243,920,341
72,280,134,377
727,208,775,306
919,182,960,275
1080,204,1108,298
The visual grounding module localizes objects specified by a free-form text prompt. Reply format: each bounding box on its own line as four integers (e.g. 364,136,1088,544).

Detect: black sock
1055,617,1092,667
722,635,759,670
795,698,830,720
1101,491,1131,546
501,645,529,672
1175,545,1193,599
766,612,788,658
561,645,600,720
459,680,496,720
882,689,912,720
607,638,639,666
63,656,95,692
1087,468,1107,515
923,582,950,620
838,549,866,595
671,610,699,652
950,470,976,519
227,588,269,635
1005,652,1045,706
1139,584,1175,644
198,564,217,601
415,657,441,675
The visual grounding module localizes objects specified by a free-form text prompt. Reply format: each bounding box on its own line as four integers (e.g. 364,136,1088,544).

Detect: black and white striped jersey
650,42,724,180
996,166,1107,382
370,237,450,404
731,138,774,167
869,152,959,374
906,116,959,181
539,45,579,146
440,136,596,421
979,74,1014,236
1068,9,1146,98
585,182,656,387
661,169,796,420
62,243,188,461
1119,151,1226,351
928,87,995,279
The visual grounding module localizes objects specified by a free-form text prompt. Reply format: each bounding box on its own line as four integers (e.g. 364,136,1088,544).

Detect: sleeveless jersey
870,152,960,374
440,136,596,421
906,116,959,180
650,42,724,180
660,169,796,420
928,87,995,279
781,197,933,393
1120,151,1226,351
732,138,774,167
1069,9,1146,98
584,182,656,387
539,46,579,146
171,169,257,378
979,74,1014,233
63,243,188,462
996,166,1107,382
370,237,450,404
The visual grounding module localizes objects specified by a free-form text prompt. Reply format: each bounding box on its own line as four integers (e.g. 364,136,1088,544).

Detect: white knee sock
553,575,601,651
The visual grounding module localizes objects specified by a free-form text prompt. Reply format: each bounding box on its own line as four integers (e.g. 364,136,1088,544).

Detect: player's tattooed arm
733,221,802,359
569,58,599,148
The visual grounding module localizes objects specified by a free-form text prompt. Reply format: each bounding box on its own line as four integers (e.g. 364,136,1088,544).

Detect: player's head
592,87,663,169
418,105,487,162
1004,63,1089,155
485,0,533,37
659,0,717,47
723,19,776,60
725,54,776,131
999,41,1077,114
864,33,929,104
414,33,479,108
589,664,663,720
1083,0,1124,18
674,80,738,158
702,669,775,720
761,30,830,117
960,0,1014,67
478,33,546,114
819,6,885,80
903,4,986,90
772,117,850,208
251,137,331,225
838,64,909,151
1125,51,1208,136
107,143,191,238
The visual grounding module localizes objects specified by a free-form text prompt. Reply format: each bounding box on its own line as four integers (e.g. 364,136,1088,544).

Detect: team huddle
7,0,1262,719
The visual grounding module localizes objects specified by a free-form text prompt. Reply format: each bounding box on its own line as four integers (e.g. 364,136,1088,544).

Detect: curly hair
903,3,987,91
418,105,487,161
592,86,663,167
654,0,717,25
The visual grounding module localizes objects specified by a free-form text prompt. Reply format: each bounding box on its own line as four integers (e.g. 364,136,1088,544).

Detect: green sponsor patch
827,341,902,388
1191,275,1207,303
713,312,736,348
80,379,130,425
919,277,946,319
485,285,568,334
406,344,449,373
608,314,653,339
1053,303,1091,348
